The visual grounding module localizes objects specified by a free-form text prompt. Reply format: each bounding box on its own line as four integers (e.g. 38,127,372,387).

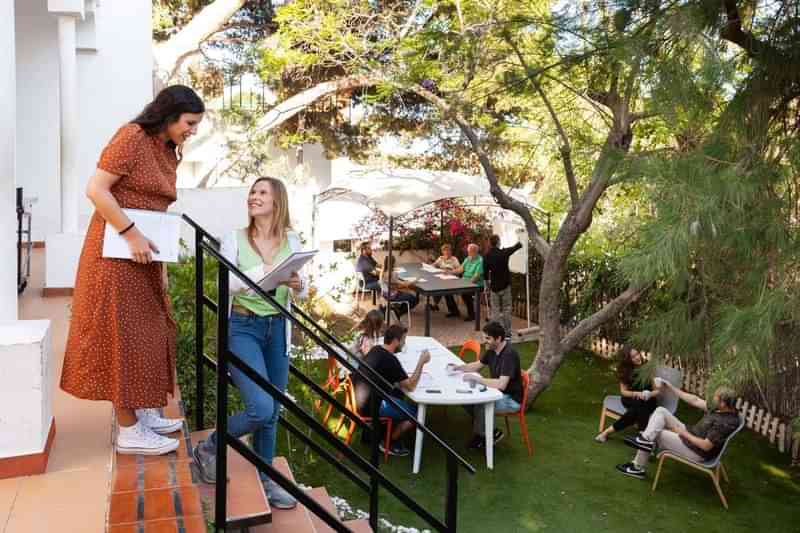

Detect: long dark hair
131,85,205,154
615,344,640,385
357,309,384,339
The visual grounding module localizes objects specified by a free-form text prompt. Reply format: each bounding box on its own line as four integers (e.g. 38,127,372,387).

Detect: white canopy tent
312,163,549,329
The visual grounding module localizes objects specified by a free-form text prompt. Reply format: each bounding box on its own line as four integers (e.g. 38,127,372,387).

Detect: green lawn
279,343,799,533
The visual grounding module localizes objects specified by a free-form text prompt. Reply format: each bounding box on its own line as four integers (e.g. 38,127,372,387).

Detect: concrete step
273,460,372,533
250,456,315,533
190,429,272,530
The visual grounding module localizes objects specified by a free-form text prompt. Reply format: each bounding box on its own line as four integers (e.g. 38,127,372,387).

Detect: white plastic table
394,336,502,474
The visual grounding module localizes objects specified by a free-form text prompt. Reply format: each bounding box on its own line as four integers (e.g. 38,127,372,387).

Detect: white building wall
14,0,61,242
76,0,152,228
2,0,19,321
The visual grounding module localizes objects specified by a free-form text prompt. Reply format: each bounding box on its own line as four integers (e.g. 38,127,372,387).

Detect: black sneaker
467,430,503,450
616,462,646,479
379,441,410,457
492,429,504,444
624,433,655,453
464,316,475,322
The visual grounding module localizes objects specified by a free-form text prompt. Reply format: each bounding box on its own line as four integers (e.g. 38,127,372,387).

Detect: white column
57,14,79,234
0,0,18,322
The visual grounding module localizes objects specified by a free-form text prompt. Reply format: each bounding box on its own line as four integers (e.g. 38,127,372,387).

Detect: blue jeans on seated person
379,397,418,421
465,394,520,436
206,313,288,481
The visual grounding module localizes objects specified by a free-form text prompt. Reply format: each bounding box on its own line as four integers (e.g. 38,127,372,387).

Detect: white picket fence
583,334,800,466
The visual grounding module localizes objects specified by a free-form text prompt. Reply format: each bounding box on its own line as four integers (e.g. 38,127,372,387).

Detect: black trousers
462,293,475,318
613,396,657,432
434,295,461,316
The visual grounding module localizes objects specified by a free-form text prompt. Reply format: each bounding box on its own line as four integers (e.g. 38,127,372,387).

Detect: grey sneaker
192,439,217,484
264,478,298,509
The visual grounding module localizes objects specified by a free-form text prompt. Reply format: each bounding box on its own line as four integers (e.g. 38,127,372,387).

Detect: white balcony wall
15,0,61,242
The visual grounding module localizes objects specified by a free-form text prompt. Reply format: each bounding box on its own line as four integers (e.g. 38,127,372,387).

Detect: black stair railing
182,214,475,533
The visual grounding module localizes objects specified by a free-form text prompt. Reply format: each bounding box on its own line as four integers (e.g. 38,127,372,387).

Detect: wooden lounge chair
651,413,746,509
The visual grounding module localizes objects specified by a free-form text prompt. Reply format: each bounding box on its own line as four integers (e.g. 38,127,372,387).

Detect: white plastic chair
379,280,411,329
599,366,683,432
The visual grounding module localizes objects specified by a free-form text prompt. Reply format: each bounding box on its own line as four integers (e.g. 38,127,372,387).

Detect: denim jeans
208,313,288,480
379,397,418,421
465,394,520,436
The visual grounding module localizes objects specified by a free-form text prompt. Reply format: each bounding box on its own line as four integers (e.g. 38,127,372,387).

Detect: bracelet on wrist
119,221,135,236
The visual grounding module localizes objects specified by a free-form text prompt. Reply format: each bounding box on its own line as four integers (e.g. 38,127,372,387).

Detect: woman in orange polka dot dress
60,86,205,455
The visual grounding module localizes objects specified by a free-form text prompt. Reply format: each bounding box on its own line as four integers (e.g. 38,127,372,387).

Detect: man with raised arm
616,382,740,479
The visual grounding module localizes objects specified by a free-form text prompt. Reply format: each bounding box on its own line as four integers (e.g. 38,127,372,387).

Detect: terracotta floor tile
109,491,139,525
108,524,139,533
175,461,195,487
144,461,171,490
178,486,203,517
144,518,179,533
115,453,140,468
182,514,209,533
113,464,140,493
143,488,177,521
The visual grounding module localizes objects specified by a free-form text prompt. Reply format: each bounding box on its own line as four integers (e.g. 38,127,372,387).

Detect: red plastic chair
497,371,533,457
333,376,394,463
458,339,482,361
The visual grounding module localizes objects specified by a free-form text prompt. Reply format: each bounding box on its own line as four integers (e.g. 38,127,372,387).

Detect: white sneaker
135,408,183,435
117,422,180,456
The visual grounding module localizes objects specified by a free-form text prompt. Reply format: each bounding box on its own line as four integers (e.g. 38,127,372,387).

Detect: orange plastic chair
497,371,533,456
315,355,342,426
458,339,482,361
333,376,394,463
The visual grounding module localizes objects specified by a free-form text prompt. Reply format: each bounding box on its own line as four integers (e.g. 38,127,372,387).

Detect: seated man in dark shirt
453,321,524,449
354,324,431,456
355,241,381,292
617,384,741,479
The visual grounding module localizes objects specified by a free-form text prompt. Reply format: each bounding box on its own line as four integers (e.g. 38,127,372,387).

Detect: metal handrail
184,214,473,471
183,214,471,533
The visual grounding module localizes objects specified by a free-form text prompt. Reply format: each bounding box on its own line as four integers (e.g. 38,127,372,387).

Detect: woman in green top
454,243,484,322
192,177,306,510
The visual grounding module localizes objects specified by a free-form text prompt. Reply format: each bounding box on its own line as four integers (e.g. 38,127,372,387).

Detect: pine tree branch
720,0,770,59
409,85,552,258
560,283,649,353
505,36,579,208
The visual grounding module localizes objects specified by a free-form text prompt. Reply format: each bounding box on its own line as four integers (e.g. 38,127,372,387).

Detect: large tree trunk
153,0,248,90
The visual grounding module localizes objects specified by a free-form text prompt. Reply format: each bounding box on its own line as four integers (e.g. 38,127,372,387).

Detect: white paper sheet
256,250,317,291
436,274,459,280
102,208,181,263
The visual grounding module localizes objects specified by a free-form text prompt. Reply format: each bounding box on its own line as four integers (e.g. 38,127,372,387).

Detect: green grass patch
276,342,799,533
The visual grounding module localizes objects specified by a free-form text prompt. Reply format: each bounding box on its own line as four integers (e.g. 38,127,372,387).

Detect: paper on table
421,263,442,273
436,274,459,280
256,250,317,291
102,208,181,263
417,373,436,388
